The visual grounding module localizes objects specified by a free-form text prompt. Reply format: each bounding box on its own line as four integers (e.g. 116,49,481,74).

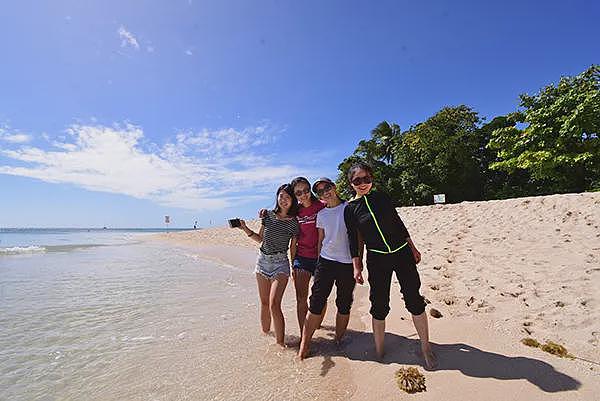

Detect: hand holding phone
228,218,241,228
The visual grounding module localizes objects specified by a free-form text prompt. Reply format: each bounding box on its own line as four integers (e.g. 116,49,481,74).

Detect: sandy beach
156,192,600,400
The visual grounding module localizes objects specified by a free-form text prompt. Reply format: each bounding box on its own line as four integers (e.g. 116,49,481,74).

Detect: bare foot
298,341,310,359
421,346,438,370
334,334,350,348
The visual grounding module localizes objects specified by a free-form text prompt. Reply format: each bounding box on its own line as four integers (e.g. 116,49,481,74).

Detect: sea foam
0,245,46,255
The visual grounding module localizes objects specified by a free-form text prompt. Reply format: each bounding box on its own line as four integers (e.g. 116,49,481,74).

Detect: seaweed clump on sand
395,367,426,393
541,341,573,358
521,338,541,348
521,338,574,359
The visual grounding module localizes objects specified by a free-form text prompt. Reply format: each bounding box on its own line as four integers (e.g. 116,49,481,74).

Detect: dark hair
290,176,318,203
347,161,374,184
273,184,299,216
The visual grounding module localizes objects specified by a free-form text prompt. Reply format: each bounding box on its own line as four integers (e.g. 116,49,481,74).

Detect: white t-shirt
316,201,352,264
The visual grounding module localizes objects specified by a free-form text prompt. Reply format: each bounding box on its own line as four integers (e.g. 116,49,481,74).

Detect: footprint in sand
475,300,495,313
443,296,457,306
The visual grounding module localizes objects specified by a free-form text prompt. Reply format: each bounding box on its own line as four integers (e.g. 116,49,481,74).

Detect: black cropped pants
366,245,426,320
308,257,356,315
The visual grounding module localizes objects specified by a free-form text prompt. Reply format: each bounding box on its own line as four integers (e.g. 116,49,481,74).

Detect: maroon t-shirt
296,201,326,258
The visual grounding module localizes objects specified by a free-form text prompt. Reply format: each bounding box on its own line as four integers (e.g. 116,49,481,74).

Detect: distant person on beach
298,178,356,359
260,177,326,334
238,184,299,346
343,162,437,369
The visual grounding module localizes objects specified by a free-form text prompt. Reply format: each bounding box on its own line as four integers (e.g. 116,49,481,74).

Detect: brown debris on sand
541,341,573,358
521,338,541,348
395,367,426,393
429,308,443,318
521,338,574,359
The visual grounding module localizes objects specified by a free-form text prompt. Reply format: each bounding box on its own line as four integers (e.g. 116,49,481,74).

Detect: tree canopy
337,65,600,204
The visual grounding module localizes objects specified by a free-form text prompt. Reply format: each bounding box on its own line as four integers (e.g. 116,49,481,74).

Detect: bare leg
256,273,271,334
335,313,350,342
298,312,321,359
270,274,289,346
412,312,437,369
317,303,328,328
372,318,386,358
293,269,311,333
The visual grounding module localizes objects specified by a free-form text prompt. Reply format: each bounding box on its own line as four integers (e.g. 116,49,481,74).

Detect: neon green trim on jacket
368,242,408,254
363,194,407,254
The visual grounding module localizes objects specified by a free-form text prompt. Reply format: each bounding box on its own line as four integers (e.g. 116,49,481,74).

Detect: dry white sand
155,192,600,400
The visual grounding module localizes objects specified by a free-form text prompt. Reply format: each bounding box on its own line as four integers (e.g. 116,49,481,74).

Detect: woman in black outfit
343,162,436,369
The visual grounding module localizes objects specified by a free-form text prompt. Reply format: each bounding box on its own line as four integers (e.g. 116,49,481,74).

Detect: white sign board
433,194,446,204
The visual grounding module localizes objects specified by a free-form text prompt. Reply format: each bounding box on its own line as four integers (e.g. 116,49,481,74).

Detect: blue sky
1,0,598,228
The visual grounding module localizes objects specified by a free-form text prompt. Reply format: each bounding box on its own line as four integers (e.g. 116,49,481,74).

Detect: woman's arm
406,236,421,264
289,236,297,263
344,203,361,259
240,219,263,243
316,227,325,257
357,230,364,259
345,204,365,284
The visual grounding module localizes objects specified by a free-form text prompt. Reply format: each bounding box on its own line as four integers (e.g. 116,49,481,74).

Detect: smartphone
228,218,241,228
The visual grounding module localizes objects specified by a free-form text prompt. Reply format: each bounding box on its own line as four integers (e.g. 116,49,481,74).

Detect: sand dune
155,192,599,400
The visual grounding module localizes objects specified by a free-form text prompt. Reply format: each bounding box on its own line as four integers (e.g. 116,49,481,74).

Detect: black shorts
308,257,356,315
366,245,426,319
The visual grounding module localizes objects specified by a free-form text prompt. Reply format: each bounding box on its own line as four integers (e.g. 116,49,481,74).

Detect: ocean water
0,228,188,255
0,230,355,401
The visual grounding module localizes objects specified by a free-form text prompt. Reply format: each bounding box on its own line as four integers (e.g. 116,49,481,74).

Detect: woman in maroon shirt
289,177,326,333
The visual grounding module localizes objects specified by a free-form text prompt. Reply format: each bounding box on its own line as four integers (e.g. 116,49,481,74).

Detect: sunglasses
351,175,373,186
294,188,311,197
316,183,333,197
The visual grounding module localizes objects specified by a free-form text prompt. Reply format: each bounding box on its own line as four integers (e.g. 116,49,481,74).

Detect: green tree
488,65,600,193
336,121,403,201
394,105,485,204
477,114,540,198
337,106,487,205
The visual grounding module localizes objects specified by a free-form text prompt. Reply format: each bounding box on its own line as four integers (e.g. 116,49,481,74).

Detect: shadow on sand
305,326,581,393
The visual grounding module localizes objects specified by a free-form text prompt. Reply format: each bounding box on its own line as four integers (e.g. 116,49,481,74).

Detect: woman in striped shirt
239,184,300,347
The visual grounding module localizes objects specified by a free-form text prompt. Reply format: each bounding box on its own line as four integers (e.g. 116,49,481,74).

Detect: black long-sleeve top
343,190,410,258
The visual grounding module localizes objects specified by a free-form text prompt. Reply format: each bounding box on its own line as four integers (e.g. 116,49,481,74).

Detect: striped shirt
260,210,300,255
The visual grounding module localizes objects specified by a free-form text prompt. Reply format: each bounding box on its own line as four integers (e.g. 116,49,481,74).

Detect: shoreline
152,192,599,400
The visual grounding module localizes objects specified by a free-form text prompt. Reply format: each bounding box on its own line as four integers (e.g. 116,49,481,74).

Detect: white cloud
0,132,32,143
118,26,140,50
0,126,33,143
185,49,193,56
0,123,311,211
146,45,155,53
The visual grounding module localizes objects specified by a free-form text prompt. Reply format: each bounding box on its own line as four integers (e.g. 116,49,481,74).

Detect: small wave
0,246,47,255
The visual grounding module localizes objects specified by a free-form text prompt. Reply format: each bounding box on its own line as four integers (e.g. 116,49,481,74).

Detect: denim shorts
255,251,290,279
292,255,318,275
